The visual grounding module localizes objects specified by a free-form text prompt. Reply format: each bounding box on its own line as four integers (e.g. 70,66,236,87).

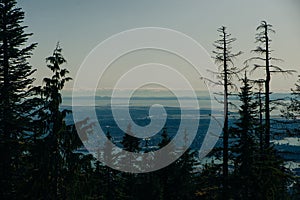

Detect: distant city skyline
20,0,300,92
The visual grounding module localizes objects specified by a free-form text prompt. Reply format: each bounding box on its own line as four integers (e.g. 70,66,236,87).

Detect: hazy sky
19,0,300,92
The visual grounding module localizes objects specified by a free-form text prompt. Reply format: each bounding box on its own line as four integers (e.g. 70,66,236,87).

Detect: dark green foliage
245,21,295,149
231,73,259,199
260,150,292,200
154,128,199,200
121,123,141,153
196,161,221,199
291,177,300,200
109,127,200,200
29,44,95,199
92,131,124,200
231,73,292,200
211,26,242,198
290,78,300,119
282,76,300,133
34,44,73,199
0,1,298,199
117,123,141,173
0,0,38,198
171,148,199,200
155,127,176,200
117,124,142,200
282,76,300,199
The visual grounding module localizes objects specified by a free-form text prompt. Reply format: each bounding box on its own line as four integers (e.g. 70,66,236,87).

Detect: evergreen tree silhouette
207,26,242,198
0,0,38,198
282,75,300,135
231,72,259,199
245,21,295,149
118,123,141,200
32,44,94,199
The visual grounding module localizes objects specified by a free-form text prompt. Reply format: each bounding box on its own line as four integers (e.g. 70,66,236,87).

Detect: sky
18,0,300,93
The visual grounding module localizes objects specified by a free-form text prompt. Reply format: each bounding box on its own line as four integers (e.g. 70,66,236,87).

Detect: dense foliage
0,1,299,199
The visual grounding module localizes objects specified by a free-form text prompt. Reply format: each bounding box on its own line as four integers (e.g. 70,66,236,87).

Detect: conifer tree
231,74,292,200
154,127,199,200
119,124,141,200
100,130,120,200
156,127,175,200
210,26,242,198
169,129,198,200
119,123,141,172
32,44,93,199
283,75,300,133
41,43,72,199
0,0,38,198
253,79,265,152
121,123,141,153
245,21,295,148
231,73,258,199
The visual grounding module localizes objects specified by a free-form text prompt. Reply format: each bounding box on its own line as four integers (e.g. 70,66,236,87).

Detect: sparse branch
247,21,295,149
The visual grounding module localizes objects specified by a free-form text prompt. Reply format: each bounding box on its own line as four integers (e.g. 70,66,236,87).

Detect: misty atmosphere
1,0,300,199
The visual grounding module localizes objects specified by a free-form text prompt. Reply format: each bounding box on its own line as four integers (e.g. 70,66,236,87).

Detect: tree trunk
222,27,229,199
265,26,271,149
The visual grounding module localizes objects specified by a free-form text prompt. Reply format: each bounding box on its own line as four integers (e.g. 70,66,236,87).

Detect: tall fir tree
231,73,292,200
31,44,94,199
245,21,295,149
41,43,72,199
210,26,242,198
0,0,38,198
231,72,259,199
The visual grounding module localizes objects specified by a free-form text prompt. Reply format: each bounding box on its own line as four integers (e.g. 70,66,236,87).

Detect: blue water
63,92,298,152
61,92,300,174
64,105,216,151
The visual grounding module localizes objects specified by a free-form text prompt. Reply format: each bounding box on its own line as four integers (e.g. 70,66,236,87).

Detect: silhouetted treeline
1,0,300,199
